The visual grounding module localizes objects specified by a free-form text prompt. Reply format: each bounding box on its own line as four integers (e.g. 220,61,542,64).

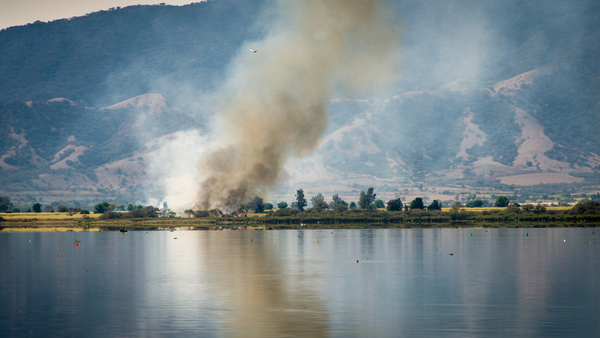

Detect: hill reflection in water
1,229,599,337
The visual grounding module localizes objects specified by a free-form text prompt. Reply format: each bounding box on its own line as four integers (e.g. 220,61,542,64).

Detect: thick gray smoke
196,0,401,210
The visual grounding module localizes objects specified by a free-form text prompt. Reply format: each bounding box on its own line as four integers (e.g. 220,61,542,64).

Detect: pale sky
0,0,197,30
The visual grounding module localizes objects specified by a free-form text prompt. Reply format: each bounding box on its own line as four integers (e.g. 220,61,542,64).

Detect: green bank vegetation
3,190,600,230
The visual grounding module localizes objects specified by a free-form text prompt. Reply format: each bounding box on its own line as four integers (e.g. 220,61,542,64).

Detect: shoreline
1,221,598,232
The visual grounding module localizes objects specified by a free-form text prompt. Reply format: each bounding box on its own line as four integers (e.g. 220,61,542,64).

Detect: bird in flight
249,49,258,53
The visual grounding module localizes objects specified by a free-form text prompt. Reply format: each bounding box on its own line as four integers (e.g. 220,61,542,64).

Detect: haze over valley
1,0,599,210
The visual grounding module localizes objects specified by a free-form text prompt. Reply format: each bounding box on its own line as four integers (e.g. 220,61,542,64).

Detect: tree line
184,187,445,218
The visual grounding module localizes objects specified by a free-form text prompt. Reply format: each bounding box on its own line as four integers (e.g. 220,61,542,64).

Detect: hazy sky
0,0,196,30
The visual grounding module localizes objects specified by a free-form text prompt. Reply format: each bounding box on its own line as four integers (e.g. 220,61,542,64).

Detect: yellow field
0,227,102,232
0,212,102,220
442,206,572,212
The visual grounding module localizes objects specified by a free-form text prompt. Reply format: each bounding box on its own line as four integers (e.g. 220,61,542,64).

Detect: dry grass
498,173,584,186
1,227,102,232
442,206,571,212
1,212,102,220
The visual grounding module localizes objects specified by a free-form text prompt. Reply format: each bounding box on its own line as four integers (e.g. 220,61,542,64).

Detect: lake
1,228,599,337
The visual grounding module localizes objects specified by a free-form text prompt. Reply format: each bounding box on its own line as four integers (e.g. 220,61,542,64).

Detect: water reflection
200,231,329,337
0,229,599,337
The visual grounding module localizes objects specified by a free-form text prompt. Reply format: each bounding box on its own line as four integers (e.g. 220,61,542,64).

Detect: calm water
1,228,599,337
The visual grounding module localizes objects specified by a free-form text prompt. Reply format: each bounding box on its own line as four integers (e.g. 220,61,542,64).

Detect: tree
330,194,348,209
332,194,342,204
184,209,194,217
311,193,325,208
160,207,175,218
33,202,42,213
410,198,424,210
450,203,461,213
210,209,223,217
366,188,376,205
358,191,368,208
330,194,348,211
263,203,273,210
44,206,54,212
358,188,376,208
94,201,110,213
57,205,69,212
349,201,357,209
99,211,122,220
427,200,442,210
313,201,329,211
373,199,385,208
194,210,210,217
250,196,264,213
124,206,159,218
295,189,307,211
522,204,534,212
127,203,134,211
387,198,403,211
238,204,251,216
277,201,288,209
465,199,484,208
569,201,600,215
0,195,13,212
494,196,509,207
332,203,348,212
533,205,546,214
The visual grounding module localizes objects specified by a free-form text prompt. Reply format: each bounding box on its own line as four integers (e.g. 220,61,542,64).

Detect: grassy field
441,206,572,212
1,227,102,232
0,206,574,220
0,212,102,220
2,205,598,232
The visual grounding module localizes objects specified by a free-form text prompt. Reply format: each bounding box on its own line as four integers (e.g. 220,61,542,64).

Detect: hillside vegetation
0,1,265,105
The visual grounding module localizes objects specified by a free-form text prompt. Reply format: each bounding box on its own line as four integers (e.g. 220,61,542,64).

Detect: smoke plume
196,0,401,210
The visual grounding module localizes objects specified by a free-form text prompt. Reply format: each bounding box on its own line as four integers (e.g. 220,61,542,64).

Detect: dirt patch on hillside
511,106,570,171
493,69,543,95
49,98,76,105
498,173,584,186
320,115,381,156
32,172,99,195
51,145,90,170
456,109,487,158
94,157,148,193
0,149,18,170
1,128,45,169
101,93,174,116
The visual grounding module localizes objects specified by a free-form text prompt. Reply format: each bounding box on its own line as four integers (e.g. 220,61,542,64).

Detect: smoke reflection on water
199,231,330,337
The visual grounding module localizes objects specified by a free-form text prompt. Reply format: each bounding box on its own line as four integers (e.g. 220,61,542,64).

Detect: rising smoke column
197,0,401,210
